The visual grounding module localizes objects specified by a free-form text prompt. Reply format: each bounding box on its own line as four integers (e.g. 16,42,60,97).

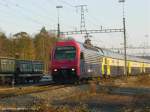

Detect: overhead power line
2,0,55,25
0,1,43,25
28,0,56,22
61,29,124,35
58,0,74,7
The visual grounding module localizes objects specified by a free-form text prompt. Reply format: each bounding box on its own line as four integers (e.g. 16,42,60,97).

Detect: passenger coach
50,39,150,83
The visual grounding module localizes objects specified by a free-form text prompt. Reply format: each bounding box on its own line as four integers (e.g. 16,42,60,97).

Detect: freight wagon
0,57,44,84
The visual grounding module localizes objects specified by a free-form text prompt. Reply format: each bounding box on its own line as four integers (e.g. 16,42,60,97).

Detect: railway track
0,74,149,99
0,75,150,112
0,82,72,99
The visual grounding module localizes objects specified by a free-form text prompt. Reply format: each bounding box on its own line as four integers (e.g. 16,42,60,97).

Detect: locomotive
50,38,150,83
0,57,44,84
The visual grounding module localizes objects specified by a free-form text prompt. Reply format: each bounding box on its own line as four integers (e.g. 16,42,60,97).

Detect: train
0,57,44,84
50,38,150,83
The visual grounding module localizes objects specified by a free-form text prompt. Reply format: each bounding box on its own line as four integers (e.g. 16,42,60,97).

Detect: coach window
80,52,84,60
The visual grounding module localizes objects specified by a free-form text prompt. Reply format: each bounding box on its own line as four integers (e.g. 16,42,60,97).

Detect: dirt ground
0,75,150,112
52,75,150,112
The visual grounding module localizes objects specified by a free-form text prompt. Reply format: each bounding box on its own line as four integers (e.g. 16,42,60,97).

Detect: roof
78,41,150,63
55,39,150,63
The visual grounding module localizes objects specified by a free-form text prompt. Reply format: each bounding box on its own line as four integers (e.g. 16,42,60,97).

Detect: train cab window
80,52,84,59
54,46,76,60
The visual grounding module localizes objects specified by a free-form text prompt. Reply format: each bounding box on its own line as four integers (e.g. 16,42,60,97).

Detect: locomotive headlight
54,69,58,72
71,68,75,71
88,69,92,73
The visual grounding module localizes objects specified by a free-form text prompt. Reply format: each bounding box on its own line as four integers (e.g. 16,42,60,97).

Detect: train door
102,58,104,76
127,61,131,75
102,57,107,78
143,63,145,74
140,63,143,74
107,59,111,77
80,52,85,76
117,59,120,75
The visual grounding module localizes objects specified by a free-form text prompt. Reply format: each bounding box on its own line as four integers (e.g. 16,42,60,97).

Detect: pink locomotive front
51,39,80,83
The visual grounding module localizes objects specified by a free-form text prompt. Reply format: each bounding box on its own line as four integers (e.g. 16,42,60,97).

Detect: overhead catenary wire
55,0,124,49
56,0,109,30
0,1,43,26
0,2,46,35
44,0,103,32
24,0,57,23
56,1,112,29
0,0,126,47
57,0,74,7
43,0,80,32
1,0,55,26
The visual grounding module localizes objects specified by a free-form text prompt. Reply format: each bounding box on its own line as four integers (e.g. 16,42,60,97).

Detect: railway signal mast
119,0,127,76
56,5,63,38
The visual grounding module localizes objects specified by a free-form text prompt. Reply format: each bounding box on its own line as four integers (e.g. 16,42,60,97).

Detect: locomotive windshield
54,46,76,60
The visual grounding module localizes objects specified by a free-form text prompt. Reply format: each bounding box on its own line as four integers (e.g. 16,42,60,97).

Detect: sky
0,0,149,53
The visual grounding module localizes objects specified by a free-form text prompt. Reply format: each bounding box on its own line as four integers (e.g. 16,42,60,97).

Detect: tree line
0,27,57,73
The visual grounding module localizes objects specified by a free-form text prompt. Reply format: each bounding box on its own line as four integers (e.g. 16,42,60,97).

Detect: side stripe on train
98,53,150,76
